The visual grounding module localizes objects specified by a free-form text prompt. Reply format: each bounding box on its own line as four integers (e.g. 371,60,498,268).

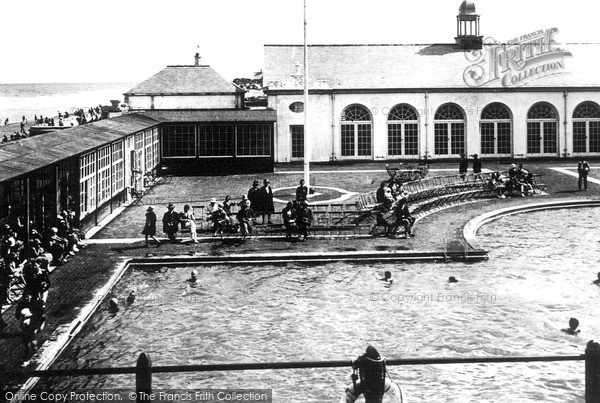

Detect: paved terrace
1,160,599,389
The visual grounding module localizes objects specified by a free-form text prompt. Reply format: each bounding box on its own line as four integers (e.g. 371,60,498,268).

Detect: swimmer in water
561,317,581,335
379,271,396,284
127,291,136,304
188,270,198,283
108,297,119,312
593,272,600,285
448,276,458,283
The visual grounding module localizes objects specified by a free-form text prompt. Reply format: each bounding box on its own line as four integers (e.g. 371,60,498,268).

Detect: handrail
0,354,586,378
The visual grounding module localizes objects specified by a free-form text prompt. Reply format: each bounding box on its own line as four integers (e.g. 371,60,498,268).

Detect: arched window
527,102,558,156
387,104,419,157
340,105,372,158
434,104,465,156
480,102,512,156
573,101,600,154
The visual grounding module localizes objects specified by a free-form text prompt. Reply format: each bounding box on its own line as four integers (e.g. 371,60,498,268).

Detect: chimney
194,52,201,66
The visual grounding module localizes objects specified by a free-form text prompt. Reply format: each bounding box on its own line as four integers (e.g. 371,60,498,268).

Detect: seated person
488,172,506,198
236,202,254,240
392,198,415,237
561,317,581,335
237,194,250,208
44,227,70,265
295,202,313,241
208,204,230,237
179,204,198,243
281,201,297,239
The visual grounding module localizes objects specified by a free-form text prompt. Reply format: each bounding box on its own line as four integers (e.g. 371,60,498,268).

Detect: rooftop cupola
455,1,483,50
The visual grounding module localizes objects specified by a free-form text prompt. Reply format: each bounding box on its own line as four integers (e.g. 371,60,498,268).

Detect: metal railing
3,340,600,402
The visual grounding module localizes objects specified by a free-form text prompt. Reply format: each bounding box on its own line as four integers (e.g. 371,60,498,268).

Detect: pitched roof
124,65,244,95
141,109,277,123
0,113,159,183
264,42,600,91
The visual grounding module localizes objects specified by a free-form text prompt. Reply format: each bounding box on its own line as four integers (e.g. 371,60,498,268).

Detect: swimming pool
37,208,600,402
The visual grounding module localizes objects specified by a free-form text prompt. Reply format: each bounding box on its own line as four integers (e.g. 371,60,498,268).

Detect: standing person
296,201,313,241
472,154,482,181
578,159,590,191
459,153,468,180
142,207,161,246
162,203,179,243
261,179,275,224
281,201,297,240
179,204,198,243
296,179,308,202
247,181,261,218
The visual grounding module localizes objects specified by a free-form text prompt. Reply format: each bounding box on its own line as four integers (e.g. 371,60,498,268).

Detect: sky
0,0,599,84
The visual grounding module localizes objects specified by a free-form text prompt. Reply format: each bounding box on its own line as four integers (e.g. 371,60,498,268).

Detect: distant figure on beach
448,276,458,283
142,206,161,247
379,271,396,284
4,118,8,126
561,317,580,335
1,134,7,143
188,270,198,283
593,272,600,285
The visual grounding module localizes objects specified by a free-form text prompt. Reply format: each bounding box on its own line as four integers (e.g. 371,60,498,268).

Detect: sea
0,82,138,123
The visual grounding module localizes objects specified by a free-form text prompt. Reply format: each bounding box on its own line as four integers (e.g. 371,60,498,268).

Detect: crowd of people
145,178,316,243
0,107,105,145
0,205,86,355
486,163,537,198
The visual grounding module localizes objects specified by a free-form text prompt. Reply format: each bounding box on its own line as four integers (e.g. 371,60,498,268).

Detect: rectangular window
404,123,418,156
542,122,557,155
357,124,372,156
236,124,271,156
111,141,124,194
450,123,465,155
527,122,541,154
496,122,512,155
573,122,587,153
162,125,196,157
590,121,600,153
97,146,111,205
79,152,96,217
480,122,495,155
152,128,159,167
341,125,355,157
198,125,234,157
387,124,402,156
290,125,304,159
144,130,153,172
434,124,448,155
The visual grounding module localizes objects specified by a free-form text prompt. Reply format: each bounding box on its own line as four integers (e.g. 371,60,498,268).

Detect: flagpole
303,0,310,194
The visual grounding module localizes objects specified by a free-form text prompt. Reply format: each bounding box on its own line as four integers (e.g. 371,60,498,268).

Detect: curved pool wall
463,199,600,250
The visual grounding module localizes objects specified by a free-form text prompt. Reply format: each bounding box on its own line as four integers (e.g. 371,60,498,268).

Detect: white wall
271,90,600,162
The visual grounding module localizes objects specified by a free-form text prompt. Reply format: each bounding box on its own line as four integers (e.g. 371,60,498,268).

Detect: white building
264,1,600,163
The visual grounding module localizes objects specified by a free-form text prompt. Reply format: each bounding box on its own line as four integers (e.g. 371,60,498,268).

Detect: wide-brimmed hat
146,206,154,212
167,203,174,209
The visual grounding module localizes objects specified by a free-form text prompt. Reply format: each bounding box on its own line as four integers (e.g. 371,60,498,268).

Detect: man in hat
295,201,313,241
578,159,590,191
162,203,179,243
341,346,405,403
247,181,262,218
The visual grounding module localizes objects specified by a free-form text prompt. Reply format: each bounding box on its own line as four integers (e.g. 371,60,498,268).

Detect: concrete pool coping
463,198,600,250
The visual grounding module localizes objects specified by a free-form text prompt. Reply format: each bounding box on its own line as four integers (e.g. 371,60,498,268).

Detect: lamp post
303,0,310,194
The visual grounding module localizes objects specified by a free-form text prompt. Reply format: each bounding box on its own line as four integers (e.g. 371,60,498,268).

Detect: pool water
39,208,600,402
